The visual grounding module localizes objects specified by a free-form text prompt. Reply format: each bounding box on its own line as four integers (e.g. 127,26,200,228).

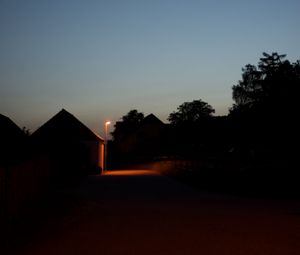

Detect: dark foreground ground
3,169,300,255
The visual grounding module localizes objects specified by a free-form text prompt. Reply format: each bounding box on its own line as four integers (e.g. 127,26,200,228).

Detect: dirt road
8,170,300,255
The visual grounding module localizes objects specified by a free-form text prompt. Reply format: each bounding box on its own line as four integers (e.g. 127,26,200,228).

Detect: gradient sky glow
1,0,299,135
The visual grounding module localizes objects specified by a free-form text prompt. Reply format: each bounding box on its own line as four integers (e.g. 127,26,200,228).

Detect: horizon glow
1,0,299,136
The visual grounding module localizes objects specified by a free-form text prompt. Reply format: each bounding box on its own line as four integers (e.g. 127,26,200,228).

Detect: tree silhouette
22,126,31,136
229,52,300,162
230,52,300,118
111,109,144,141
168,99,215,124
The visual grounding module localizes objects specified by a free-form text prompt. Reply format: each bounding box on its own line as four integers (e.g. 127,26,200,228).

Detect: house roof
0,113,25,142
140,113,164,126
0,114,26,164
31,109,104,142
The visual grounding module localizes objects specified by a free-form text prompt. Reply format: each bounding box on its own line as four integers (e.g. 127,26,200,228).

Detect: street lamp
104,121,111,171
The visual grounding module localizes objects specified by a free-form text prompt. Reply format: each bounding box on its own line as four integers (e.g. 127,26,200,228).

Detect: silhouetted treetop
259,52,286,73
111,109,144,141
121,109,144,123
230,52,300,118
168,99,215,124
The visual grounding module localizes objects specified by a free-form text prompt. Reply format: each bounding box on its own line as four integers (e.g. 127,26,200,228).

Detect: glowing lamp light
104,120,111,171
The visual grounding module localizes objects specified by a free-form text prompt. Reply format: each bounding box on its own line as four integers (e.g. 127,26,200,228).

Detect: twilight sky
1,0,299,136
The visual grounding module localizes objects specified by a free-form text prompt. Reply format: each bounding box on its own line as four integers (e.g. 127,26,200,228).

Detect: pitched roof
0,113,25,141
31,109,104,142
0,114,26,164
140,113,164,126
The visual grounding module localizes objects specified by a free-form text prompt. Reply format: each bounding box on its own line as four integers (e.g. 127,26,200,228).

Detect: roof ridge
31,109,104,141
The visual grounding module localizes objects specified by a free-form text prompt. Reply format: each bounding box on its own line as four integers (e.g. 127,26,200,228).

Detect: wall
0,156,52,228
84,141,104,172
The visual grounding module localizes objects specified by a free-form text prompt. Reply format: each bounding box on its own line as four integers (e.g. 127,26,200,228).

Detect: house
0,114,26,166
31,109,104,176
116,113,166,160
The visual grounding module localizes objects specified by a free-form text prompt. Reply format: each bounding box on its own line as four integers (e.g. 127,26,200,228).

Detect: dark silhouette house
116,113,166,159
0,114,26,165
31,109,104,176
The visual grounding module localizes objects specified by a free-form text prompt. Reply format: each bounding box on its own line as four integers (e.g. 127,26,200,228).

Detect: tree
168,99,215,124
229,52,300,160
232,64,263,107
111,109,144,141
230,52,300,118
22,126,30,136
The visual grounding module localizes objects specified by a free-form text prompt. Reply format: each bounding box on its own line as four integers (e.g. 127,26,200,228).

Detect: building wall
100,143,104,170
0,156,52,227
84,141,104,172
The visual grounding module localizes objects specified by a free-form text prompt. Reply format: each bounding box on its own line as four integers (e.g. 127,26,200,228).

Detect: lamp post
104,121,111,171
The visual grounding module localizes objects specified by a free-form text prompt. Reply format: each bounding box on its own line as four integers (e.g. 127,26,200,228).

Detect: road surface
7,170,300,255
